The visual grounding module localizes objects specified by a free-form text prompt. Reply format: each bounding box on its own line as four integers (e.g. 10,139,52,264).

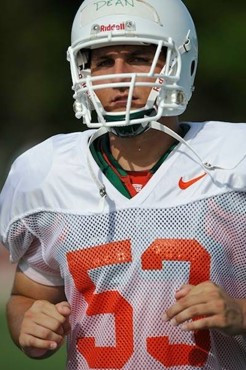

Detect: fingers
164,301,214,329
179,314,230,332
56,302,71,335
19,300,71,356
163,281,244,335
174,284,193,300
56,301,71,317
165,282,217,321
21,312,65,341
20,332,60,352
165,288,209,323
37,300,69,323
24,300,69,334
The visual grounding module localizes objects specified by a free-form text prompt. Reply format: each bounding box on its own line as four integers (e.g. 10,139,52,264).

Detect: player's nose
113,58,130,82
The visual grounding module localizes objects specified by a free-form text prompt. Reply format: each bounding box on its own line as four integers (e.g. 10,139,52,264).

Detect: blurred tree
184,0,245,122
0,0,245,186
0,0,81,184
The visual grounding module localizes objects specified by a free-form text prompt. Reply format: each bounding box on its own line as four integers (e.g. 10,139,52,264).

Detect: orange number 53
67,239,211,368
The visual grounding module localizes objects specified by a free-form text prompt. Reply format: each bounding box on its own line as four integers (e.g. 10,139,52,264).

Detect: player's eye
95,58,114,68
128,56,151,64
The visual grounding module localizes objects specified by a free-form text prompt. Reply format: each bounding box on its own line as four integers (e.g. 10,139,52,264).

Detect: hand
163,281,245,336
19,300,71,358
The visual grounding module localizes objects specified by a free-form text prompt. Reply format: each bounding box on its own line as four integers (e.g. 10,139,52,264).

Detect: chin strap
104,109,155,137
149,121,246,172
148,121,215,172
86,127,108,212
111,123,149,137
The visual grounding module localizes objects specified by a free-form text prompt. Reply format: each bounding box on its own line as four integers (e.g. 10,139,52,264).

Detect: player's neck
109,117,180,171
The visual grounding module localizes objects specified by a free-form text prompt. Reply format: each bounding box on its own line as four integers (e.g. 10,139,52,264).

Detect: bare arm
6,267,71,359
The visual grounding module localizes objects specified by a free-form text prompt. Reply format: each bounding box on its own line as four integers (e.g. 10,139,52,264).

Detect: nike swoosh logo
179,173,207,190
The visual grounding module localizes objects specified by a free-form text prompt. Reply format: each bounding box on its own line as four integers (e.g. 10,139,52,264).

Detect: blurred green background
0,0,245,368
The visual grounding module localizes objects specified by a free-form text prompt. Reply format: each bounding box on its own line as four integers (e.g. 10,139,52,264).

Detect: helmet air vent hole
191,60,196,76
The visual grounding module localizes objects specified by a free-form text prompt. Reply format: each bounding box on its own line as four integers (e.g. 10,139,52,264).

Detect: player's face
90,45,165,112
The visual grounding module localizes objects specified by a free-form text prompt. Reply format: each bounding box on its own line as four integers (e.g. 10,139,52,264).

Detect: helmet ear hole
77,49,91,69
190,60,196,76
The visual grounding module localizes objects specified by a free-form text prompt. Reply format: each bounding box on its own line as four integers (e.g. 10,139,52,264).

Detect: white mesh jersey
1,121,246,370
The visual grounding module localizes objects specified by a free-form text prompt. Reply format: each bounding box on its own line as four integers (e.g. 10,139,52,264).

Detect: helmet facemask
68,38,186,131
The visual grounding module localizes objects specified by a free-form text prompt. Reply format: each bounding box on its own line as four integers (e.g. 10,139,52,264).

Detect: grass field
0,308,66,370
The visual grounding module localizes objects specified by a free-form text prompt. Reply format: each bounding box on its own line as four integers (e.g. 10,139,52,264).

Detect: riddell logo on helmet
100,23,125,32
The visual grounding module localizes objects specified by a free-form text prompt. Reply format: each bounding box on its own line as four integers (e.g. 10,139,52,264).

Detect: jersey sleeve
4,218,64,286
0,141,64,286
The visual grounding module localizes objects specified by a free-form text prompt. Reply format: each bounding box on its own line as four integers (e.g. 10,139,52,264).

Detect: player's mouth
110,95,138,108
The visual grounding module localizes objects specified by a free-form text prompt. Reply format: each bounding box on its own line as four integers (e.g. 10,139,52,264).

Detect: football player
1,0,246,369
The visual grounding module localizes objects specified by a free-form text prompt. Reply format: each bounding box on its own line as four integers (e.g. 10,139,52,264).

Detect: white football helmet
67,0,198,135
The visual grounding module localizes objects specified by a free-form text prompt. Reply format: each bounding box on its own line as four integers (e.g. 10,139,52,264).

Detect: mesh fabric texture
7,191,246,369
